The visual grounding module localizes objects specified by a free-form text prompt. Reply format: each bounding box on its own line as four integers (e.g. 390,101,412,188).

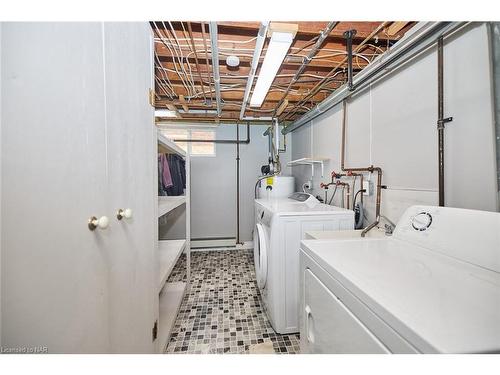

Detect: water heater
257,175,295,199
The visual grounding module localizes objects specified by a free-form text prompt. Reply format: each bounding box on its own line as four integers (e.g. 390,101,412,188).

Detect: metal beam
209,22,222,117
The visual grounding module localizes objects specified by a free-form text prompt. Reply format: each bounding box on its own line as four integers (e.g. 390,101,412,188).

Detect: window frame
159,126,216,157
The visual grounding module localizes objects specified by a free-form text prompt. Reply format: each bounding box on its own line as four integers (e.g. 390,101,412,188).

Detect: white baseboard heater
191,237,237,249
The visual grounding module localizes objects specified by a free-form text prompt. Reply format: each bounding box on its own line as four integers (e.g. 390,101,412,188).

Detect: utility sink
305,227,387,240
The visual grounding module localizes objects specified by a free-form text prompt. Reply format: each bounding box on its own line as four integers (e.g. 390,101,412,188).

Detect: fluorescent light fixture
250,30,295,108
154,109,179,118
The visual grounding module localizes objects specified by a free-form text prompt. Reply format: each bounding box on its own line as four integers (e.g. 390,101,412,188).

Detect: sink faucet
380,215,396,236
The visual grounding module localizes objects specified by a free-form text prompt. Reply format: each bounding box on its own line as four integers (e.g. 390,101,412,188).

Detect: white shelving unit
157,281,187,352
287,157,329,177
158,196,186,218
158,239,186,292
156,131,190,354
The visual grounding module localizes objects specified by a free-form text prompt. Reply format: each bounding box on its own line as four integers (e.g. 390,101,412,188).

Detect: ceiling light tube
250,28,295,108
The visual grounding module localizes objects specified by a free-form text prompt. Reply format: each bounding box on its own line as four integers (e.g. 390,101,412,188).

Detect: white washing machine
254,192,354,334
300,205,500,353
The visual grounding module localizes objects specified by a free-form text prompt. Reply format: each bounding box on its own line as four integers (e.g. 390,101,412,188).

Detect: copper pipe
282,21,390,121
340,100,383,237
187,22,207,102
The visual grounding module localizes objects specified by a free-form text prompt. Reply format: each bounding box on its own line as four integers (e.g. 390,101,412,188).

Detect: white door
1,23,110,353
302,268,389,354
102,23,156,353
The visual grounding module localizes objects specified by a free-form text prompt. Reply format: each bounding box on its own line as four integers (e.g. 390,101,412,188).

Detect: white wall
291,23,498,225
160,124,292,243
0,23,2,344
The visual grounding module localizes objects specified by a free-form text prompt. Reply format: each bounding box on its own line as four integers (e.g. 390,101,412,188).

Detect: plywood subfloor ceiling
152,21,414,124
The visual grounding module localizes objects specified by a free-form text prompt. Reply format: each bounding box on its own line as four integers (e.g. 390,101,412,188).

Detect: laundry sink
305,227,387,240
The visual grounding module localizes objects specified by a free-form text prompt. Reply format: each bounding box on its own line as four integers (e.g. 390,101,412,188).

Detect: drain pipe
339,100,384,237
236,123,242,245
209,22,222,117
344,29,357,91
173,122,250,144
437,36,453,206
240,22,269,120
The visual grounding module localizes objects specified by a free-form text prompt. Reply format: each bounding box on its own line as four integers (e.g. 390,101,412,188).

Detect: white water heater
257,175,295,199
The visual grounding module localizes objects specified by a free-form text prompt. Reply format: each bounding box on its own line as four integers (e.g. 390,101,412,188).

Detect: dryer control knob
411,212,432,231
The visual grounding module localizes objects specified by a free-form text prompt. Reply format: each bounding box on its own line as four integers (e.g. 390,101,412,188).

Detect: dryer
254,193,354,334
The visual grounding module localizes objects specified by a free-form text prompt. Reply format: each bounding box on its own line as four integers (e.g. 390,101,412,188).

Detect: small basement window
160,128,216,156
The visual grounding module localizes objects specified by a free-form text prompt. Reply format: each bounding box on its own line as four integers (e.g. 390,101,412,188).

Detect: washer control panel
411,212,433,231
288,192,318,204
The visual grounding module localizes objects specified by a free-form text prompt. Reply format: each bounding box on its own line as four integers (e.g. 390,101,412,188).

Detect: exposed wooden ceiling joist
152,21,415,123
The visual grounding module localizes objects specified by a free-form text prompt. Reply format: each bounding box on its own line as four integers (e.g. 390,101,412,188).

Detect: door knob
117,208,133,220
88,216,110,231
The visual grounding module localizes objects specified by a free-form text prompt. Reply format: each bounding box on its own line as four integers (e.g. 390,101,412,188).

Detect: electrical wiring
159,23,189,94
153,36,258,45
154,23,192,97
154,40,382,62
154,51,176,97
151,22,390,117
167,21,197,96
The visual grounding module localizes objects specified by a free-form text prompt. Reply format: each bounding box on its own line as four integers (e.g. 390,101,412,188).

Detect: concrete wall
291,23,498,226
160,124,292,243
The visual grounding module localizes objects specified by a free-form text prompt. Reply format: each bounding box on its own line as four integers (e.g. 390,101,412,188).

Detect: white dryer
300,205,500,353
254,192,354,334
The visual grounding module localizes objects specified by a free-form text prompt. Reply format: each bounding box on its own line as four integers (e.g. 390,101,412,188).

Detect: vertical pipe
274,118,280,157
437,36,445,206
236,123,242,245
209,22,222,117
343,29,357,92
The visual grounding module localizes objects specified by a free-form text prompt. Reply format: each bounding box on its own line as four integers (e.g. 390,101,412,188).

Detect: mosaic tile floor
165,250,300,354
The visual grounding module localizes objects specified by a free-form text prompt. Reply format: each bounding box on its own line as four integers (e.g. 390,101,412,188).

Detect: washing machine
254,192,354,334
299,205,500,353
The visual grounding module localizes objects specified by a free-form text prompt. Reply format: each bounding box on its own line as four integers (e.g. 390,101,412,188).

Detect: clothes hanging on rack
159,154,173,188
158,154,170,196
158,153,186,196
165,154,186,196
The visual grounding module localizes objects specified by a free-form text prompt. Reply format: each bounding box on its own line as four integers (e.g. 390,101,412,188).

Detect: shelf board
158,240,186,291
286,157,329,177
158,281,187,353
157,131,186,157
158,196,186,218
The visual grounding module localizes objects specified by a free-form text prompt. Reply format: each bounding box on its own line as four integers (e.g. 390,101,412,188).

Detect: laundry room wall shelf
158,281,187,352
158,132,187,156
158,239,186,292
158,196,186,217
156,129,191,353
287,157,329,177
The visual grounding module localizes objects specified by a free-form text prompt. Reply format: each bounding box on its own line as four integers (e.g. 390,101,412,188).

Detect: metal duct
239,22,269,120
283,22,467,135
209,22,222,117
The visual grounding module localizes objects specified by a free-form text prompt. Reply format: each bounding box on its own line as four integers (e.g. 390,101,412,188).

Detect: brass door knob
117,208,133,221
88,216,110,231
